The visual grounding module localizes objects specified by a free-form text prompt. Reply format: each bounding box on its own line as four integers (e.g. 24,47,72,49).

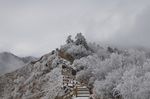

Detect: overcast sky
0,0,150,57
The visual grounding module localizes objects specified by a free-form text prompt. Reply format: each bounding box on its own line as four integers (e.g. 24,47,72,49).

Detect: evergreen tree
66,35,74,44
75,33,88,49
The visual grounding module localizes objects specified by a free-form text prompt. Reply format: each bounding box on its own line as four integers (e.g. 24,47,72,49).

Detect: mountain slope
0,51,67,99
0,52,37,75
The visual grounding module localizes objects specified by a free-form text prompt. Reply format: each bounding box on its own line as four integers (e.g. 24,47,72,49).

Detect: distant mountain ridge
0,52,37,75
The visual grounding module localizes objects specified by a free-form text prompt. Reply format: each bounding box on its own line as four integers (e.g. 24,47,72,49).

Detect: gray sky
0,0,150,57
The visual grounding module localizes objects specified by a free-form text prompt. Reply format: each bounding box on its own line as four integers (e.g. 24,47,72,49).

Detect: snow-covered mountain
0,33,150,99
0,52,37,75
0,50,68,99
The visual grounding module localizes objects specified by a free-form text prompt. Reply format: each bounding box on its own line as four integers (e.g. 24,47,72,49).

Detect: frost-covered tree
110,53,123,69
66,35,74,44
114,60,150,99
75,33,88,49
88,42,109,60
60,33,91,60
115,67,142,99
127,49,146,66
66,45,90,59
96,49,109,60
93,68,124,99
73,54,101,71
88,42,101,52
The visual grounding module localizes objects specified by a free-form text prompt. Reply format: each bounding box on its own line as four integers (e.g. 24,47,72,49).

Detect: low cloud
111,6,150,48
